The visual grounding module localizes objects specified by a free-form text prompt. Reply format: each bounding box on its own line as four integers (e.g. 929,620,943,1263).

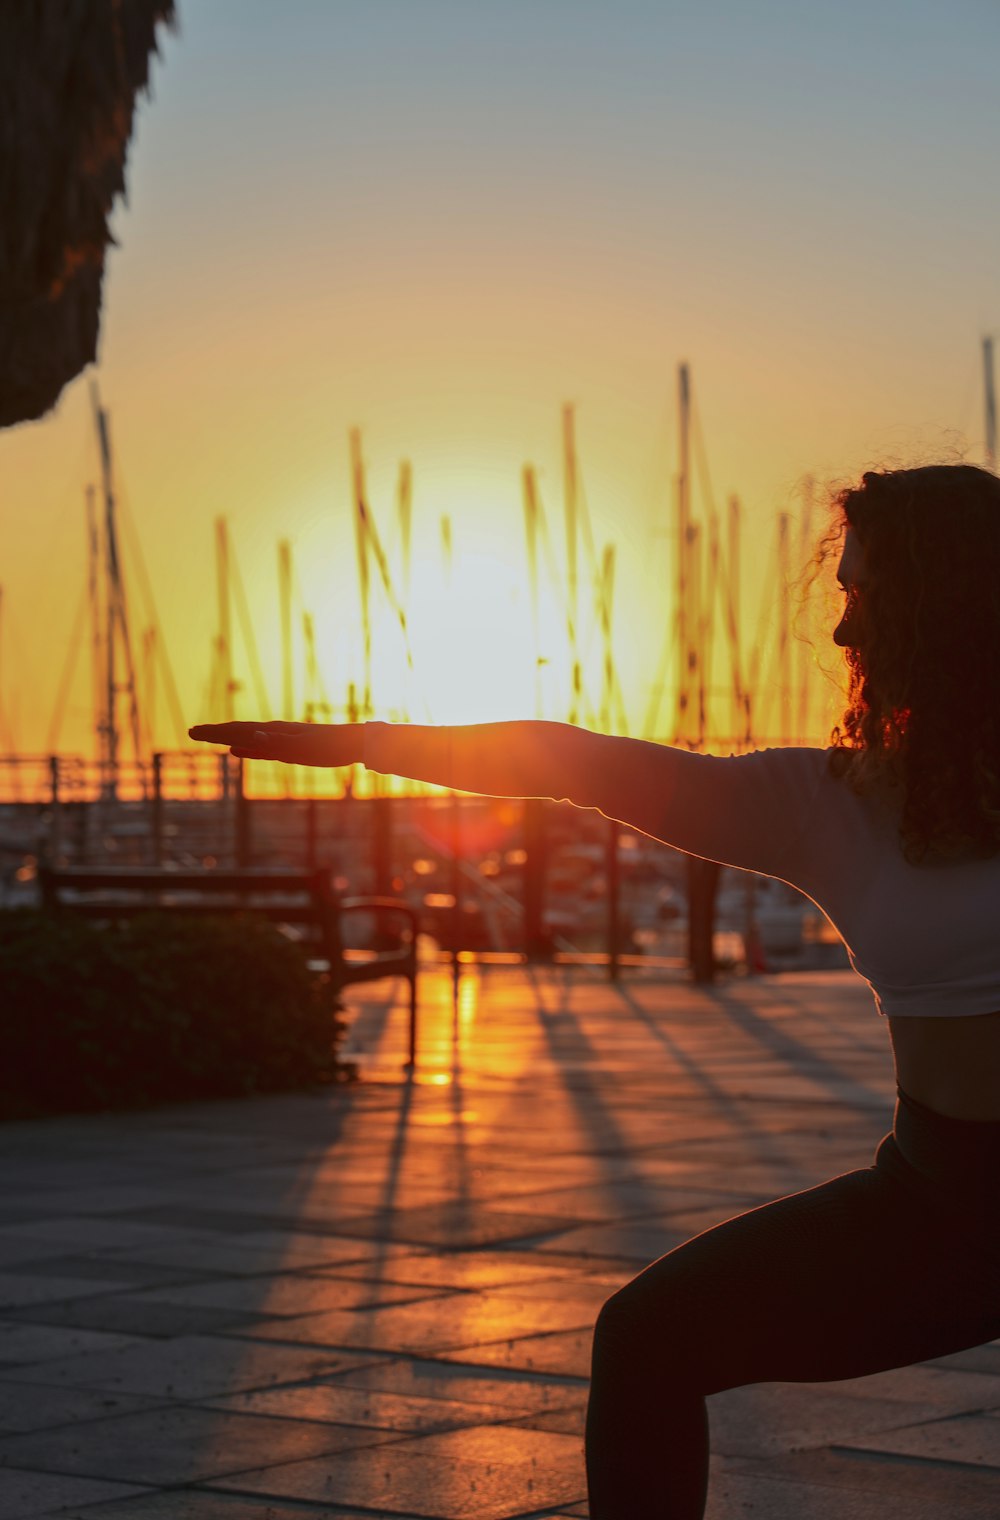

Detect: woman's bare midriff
888,1009,1000,1121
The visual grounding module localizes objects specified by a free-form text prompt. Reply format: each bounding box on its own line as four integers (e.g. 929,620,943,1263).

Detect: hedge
0,910,354,1119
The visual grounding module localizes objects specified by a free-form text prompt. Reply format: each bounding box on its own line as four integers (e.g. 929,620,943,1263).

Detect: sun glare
405,551,540,724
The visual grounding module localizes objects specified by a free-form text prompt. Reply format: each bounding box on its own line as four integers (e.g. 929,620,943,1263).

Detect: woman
191,463,1000,1519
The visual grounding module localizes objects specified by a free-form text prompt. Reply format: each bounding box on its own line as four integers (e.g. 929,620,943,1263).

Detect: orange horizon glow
2,4,995,774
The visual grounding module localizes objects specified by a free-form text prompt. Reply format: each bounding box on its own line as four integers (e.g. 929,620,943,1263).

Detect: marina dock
0,964,996,1518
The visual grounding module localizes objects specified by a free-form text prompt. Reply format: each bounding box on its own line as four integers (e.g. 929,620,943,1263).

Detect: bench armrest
338,896,418,940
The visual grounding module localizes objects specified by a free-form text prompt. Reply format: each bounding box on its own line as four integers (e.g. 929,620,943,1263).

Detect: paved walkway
1,965,998,1519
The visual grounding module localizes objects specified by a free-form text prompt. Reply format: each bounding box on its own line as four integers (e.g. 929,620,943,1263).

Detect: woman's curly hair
825,464,1000,864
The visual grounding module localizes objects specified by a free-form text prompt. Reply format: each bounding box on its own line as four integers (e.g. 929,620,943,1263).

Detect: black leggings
585,1088,1000,1519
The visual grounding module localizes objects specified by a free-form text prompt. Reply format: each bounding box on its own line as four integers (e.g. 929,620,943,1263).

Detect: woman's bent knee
593,1268,693,1369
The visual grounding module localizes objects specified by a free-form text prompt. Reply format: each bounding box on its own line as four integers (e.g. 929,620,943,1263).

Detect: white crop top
363,720,1000,1020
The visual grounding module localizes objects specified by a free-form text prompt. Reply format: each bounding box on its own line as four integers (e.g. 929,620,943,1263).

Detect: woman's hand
188,722,365,769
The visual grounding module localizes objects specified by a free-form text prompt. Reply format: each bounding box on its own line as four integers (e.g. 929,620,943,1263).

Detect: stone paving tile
118,1204,372,1236
0,1272,143,1310
706,1382,971,1458
12,1256,215,1290
323,1248,611,1291
437,1327,594,1380
0,1239,103,1270
134,1189,426,1221
96,1235,402,1276
334,1355,585,1415
208,1380,541,1433
520,1219,688,1263
726,1446,1000,1518
6,1295,262,1341
701,1461,991,1519
0,1186,197,1218
207,1421,586,1518
0,1218,227,1252
930,1342,1000,1378
0,1404,398,1487
480,1182,754,1224
0,1466,147,1517
816,1363,1000,1415
410,1423,584,1468
843,1410,1000,1467
128,1272,448,1317
57,1497,429,1520
239,1288,596,1358
507,1405,586,1438
333,1202,582,1250
0,1323,142,1366
0,1381,166,1435
3,1332,373,1399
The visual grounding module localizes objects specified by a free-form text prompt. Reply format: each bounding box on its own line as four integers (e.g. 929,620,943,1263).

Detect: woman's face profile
833,527,866,648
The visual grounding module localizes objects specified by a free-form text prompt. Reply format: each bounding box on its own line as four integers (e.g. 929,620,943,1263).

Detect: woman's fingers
189,722,285,745
189,723,302,765
188,721,360,769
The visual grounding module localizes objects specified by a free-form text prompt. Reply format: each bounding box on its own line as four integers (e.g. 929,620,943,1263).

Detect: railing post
743,873,760,976
151,753,164,866
306,795,318,871
372,795,392,895
523,798,547,960
450,793,461,994
48,755,61,863
77,795,91,866
235,758,250,868
686,854,721,983
607,816,620,982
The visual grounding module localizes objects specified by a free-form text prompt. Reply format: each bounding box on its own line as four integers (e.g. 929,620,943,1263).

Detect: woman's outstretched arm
189,718,828,882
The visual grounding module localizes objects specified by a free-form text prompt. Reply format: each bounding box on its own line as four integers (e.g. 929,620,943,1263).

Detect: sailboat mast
93,388,119,798
215,518,234,723
984,336,996,471
349,429,373,720
0,586,6,753
522,466,543,718
674,362,692,742
562,404,581,723
796,478,814,743
727,495,744,745
86,485,103,767
278,539,293,721
778,512,791,743
398,460,412,604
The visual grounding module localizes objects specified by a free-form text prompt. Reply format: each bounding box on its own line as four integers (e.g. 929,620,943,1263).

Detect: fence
0,752,841,981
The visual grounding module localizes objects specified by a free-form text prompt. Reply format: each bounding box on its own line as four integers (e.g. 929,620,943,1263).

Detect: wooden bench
38,866,420,1067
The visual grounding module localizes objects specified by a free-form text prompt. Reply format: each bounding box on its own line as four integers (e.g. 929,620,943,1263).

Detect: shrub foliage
1,911,353,1119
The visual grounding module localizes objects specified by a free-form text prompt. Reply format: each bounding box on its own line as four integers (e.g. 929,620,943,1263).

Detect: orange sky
2,1,997,766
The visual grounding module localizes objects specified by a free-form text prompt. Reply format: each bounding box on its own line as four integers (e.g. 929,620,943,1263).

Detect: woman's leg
585,1139,999,1520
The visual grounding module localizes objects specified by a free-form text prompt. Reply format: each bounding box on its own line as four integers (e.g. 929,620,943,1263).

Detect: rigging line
226,537,274,719
45,582,89,754
114,486,188,750
0,598,29,710
531,477,597,719
359,500,417,672
302,613,333,716
747,514,785,741
359,497,436,724
0,588,9,753
692,401,746,712
565,470,606,665
573,472,611,690
110,573,144,776
643,617,679,740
